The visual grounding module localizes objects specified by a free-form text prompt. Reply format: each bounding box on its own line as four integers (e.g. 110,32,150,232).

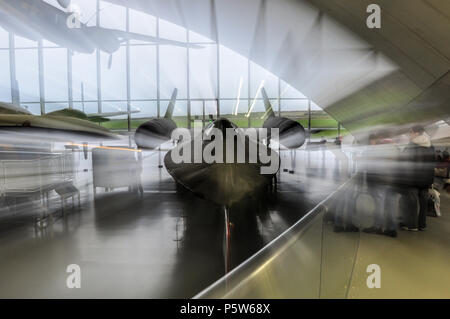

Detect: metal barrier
0,151,75,197
194,178,360,299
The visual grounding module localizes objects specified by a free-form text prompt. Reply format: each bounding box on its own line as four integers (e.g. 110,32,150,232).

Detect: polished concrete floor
0,146,350,298
347,190,450,298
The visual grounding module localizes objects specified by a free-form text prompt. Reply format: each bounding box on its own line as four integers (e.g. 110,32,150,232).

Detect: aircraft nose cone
164,158,272,207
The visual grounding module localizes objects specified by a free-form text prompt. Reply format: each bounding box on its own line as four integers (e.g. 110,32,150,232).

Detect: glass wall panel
189,44,217,99
100,1,126,31
219,45,248,99
280,99,309,112
190,101,204,128
189,30,215,44
0,51,11,102
160,46,187,99
15,49,40,103
14,36,37,49
21,103,41,115
44,48,68,102
42,40,59,48
130,45,157,100
72,52,98,103
250,62,278,98
248,99,265,128
0,27,8,48
280,80,306,99
249,62,279,126
159,20,187,42
129,10,156,40
100,47,127,101
73,101,98,114
0,5,330,135
205,100,218,119
131,101,157,119
161,100,187,128
101,100,127,114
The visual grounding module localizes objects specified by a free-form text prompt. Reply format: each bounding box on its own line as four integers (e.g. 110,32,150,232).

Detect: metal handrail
194,177,354,299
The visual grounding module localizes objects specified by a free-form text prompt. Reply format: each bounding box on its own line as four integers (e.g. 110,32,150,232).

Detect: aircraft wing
87,110,140,118
0,102,32,115
84,27,203,49
0,114,118,140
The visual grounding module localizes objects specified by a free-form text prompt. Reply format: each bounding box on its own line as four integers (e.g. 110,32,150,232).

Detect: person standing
362,132,401,237
401,125,435,231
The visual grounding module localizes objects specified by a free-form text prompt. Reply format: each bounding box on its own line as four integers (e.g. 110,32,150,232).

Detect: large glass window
101,101,127,114
159,20,186,42
131,101,157,119
280,80,306,99
73,101,98,114
130,45,157,100
219,45,248,100
100,1,126,30
15,49,40,103
22,103,41,115
44,48,68,102
14,36,37,49
0,51,11,102
160,46,187,99
100,47,127,101
161,100,188,128
189,44,217,99
72,52,98,104
0,1,332,133
129,9,157,39
0,27,9,48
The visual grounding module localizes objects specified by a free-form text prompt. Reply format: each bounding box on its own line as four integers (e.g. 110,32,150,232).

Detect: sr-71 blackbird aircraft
134,89,285,273
134,87,309,152
133,88,312,205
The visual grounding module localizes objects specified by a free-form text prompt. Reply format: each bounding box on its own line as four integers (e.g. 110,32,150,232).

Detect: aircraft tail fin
261,87,275,117
164,88,178,119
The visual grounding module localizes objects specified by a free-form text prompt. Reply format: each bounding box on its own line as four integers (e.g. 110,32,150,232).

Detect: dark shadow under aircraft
0,0,200,67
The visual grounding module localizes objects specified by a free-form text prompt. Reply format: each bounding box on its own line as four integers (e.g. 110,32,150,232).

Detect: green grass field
101,112,346,138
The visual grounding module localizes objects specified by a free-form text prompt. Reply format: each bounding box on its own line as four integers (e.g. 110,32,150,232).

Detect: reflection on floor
347,191,450,298
0,146,350,298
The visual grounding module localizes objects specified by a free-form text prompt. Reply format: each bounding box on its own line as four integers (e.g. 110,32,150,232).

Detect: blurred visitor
332,134,378,233
362,131,401,237
400,125,435,231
